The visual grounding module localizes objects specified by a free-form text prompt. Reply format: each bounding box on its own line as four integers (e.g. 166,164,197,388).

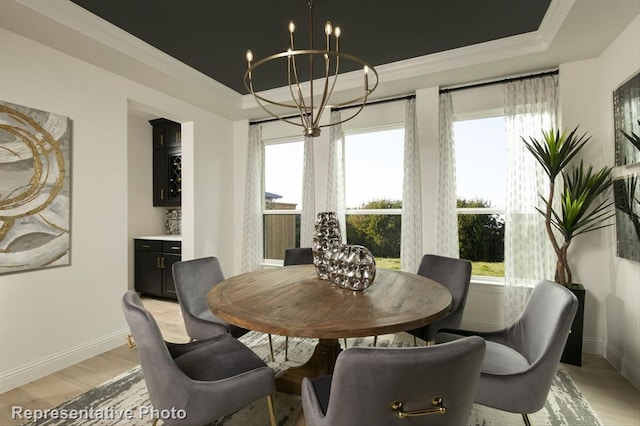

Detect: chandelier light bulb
289,21,295,33
334,27,341,38
325,21,333,36
246,50,253,63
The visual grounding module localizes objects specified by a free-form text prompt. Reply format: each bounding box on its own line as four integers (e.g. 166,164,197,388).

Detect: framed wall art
0,100,72,274
613,69,640,167
614,173,640,263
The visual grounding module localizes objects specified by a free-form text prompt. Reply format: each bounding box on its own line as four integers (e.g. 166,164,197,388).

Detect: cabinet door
153,147,181,207
135,251,163,297
166,147,182,205
151,118,181,149
162,253,181,300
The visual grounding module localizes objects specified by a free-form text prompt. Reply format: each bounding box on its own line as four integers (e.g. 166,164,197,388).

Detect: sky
454,116,507,209
264,117,507,209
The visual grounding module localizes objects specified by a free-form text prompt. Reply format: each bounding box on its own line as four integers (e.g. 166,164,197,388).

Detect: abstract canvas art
613,70,640,166
0,100,71,274
614,174,640,263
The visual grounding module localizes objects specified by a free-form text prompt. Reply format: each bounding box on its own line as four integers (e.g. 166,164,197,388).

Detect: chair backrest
417,254,472,337
283,247,314,266
321,336,485,426
121,291,191,411
510,279,578,368
172,256,225,317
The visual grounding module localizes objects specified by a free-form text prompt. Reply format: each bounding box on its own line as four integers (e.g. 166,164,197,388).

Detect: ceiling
2,0,638,121
69,0,551,94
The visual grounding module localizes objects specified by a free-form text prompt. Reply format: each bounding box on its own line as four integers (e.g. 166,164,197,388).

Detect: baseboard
0,328,130,393
582,336,604,355
461,317,504,332
605,343,640,390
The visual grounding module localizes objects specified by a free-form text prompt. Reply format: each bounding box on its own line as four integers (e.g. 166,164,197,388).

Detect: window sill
470,277,505,293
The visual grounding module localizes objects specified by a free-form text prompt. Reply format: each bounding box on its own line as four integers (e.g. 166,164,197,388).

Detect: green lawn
376,258,401,269
471,262,504,277
376,258,504,278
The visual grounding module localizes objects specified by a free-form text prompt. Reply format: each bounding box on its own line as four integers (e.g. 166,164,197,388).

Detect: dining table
207,264,452,394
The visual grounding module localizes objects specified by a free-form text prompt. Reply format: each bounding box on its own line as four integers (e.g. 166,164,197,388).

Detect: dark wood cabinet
150,118,181,207
134,238,182,300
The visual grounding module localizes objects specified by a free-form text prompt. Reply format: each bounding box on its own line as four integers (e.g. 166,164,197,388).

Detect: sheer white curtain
300,135,316,247
504,74,558,323
436,92,460,258
401,98,422,272
326,111,347,241
241,124,264,272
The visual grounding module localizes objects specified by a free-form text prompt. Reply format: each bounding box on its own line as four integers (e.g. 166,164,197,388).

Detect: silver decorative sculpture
165,208,181,235
312,212,376,290
312,212,342,280
329,244,377,290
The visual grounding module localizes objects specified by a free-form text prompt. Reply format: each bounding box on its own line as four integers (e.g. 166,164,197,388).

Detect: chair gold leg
268,334,275,362
522,413,532,426
285,336,289,361
373,335,377,347
151,418,158,426
266,394,277,426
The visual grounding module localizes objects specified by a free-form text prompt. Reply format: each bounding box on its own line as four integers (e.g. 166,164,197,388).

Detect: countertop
136,235,182,241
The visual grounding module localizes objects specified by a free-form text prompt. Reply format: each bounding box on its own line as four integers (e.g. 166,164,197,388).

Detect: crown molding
538,0,576,45
12,0,573,118
13,0,242,114
242,30,548,111
241,0,573,113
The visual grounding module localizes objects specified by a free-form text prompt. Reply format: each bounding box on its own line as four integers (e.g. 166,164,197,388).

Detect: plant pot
561,283,585,367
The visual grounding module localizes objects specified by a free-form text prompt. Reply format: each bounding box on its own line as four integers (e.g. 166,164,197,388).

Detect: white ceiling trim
538,0,576,45
240,0,573,111
15,0,242,107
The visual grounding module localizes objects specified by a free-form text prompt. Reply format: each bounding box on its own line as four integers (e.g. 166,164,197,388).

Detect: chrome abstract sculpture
312,212,342,280
312,212,376,290
329,244,377,291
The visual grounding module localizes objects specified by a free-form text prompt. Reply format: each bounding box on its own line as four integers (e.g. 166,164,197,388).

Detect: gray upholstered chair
436,279,578,425
172,256,249,341
284,247,314,266
122,291,276,426
281,247,314,360
406,254,472,345
301,336,486,426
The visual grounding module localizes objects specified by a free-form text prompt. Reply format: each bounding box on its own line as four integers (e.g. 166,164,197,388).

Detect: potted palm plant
523,127,614,366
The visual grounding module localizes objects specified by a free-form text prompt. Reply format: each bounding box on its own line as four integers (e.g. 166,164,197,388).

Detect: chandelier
244,0,378,137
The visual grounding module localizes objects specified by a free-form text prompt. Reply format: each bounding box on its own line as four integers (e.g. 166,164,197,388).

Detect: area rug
20,332,602,426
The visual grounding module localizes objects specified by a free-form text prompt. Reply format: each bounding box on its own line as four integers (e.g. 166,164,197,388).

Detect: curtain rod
249,113,300,126
331,93,415,112
249,93,416,125
439,69,559,94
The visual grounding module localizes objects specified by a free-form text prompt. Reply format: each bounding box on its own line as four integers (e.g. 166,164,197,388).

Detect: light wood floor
1,297,638,425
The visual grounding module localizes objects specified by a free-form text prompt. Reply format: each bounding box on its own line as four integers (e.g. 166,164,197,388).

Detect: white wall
558,16,640,388
0,26,235,392
599,16,640,388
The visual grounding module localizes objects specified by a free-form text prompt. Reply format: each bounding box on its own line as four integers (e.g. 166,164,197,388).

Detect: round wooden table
208,264,451,394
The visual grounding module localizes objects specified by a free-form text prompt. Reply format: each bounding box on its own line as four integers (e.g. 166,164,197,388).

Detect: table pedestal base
276,338,341,395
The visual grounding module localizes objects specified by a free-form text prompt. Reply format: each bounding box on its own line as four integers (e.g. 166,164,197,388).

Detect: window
344,127,404,269
453,115,506,279
263,140,303,261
